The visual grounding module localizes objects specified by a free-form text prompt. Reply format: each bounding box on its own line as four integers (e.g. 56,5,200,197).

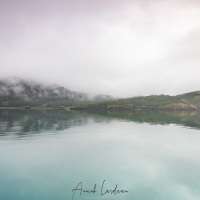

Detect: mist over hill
72,91,200,111
1,78,200,111
0,78,113,107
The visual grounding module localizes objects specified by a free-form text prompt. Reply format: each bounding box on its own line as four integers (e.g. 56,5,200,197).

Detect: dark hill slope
73,91,200,111
0,78,113,107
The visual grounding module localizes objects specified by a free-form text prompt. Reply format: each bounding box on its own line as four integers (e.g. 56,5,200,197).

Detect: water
0,109,200,200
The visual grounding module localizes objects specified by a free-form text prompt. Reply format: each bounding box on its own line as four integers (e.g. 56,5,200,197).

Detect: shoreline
0,106,199,112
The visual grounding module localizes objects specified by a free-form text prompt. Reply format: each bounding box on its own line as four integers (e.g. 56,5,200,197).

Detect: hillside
0,78,113,107
72,91,200,111
1,78,200,110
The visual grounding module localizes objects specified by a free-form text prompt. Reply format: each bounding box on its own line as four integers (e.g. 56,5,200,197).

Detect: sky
1,0,200,97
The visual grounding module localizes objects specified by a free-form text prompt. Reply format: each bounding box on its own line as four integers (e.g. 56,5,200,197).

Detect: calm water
0,109,200,200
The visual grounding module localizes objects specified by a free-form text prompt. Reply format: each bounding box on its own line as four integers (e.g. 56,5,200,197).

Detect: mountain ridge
72,91,200,111
1,78,200,110
0,78,113,107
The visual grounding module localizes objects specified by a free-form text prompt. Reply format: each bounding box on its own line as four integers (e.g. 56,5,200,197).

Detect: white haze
0,0,200,97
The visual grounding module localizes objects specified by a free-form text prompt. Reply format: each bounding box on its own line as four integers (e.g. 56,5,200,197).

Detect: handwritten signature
72,180,128,199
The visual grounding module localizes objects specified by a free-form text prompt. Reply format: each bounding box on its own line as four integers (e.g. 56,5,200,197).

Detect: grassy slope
72,91,200,110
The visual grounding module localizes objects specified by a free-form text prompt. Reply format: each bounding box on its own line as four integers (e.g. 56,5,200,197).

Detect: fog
1,0,200,97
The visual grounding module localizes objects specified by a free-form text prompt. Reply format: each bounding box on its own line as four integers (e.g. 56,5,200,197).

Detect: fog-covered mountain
0,78,113,107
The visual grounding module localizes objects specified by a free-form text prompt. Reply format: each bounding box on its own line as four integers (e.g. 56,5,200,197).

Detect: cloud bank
1,0,200,97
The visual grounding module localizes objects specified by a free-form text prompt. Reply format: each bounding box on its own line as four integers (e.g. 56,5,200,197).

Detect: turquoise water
0,109,200,200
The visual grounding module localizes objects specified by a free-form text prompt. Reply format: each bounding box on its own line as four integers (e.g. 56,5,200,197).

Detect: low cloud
1,0,200,97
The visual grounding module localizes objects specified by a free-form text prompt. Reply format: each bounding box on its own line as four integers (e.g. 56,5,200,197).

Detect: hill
0,78,113,107
72,92,200,111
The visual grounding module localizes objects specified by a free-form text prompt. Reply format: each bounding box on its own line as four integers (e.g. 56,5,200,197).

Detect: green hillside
72,91,200,111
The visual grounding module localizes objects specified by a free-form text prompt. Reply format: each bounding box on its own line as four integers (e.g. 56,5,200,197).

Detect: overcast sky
1,0,200,97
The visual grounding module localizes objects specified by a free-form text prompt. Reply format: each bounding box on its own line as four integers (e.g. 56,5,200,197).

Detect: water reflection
0,109,90,137
0,109,200,138
0,109,200,200
88,110,200,130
